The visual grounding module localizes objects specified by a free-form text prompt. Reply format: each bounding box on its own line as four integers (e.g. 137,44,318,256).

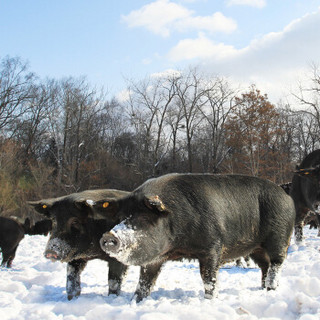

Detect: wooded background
1,56,320,219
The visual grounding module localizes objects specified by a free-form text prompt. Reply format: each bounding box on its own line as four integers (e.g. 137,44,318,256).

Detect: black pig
0,217,25,267
27,218,52,236
93,174,295,301
0,217,52,267
290,149,320,243
28,189,129,300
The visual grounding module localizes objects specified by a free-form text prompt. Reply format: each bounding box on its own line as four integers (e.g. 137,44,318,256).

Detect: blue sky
1,0,320,103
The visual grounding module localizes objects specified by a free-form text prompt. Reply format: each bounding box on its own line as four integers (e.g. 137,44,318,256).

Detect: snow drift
1,227,320,319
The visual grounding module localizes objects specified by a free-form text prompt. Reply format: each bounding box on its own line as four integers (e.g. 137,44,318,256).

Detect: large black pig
28,189,129,300
92,174,295,301
290,149,320,243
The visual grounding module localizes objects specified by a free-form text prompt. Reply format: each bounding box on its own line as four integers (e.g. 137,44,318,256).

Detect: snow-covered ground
1,227,320,320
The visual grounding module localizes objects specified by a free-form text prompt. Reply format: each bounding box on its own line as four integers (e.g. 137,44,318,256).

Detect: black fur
98,173,296,301
290,150,320,243
28,189,129,300
0,217,25,267
0,217,52,267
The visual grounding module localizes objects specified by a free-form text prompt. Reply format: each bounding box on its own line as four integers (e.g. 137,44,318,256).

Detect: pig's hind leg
250,244,287,290
264,245,288,290
250,248,270,288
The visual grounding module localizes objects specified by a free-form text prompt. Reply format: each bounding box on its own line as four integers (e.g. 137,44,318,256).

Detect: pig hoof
108,279,120,295
133,293,145,303
67,290,80,300
204,291,217,299
67,293,80,300
265,282,278,291
108,290,120,296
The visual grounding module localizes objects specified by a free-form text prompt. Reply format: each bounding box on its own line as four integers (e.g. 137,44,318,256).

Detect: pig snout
44,238,71,262
44,249,61,261
100,233,120,253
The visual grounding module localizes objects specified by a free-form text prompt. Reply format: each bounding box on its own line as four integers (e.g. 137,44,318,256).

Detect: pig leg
265,261,282,290
250,248,270,288
295,208,308,244
199,254,221,299
264,249,287,290
66,259,87,300
1,251,11,267
294,223,304,244
6,258,14,268
134,262,163,302
107,259,128,295
253,242,287,290
1,245,18,268
315,214,320,236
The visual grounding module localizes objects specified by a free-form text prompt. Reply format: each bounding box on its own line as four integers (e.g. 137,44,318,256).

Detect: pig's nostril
108,239,118,246
44,250,60,261
100,234,120,253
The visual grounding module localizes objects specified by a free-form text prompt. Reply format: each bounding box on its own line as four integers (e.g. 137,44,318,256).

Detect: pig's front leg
199,253,221,299
66,259,87,300
108,258,128,295
134,262,163,302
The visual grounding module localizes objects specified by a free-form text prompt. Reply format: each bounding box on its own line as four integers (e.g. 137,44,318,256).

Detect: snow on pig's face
29,196,103,263
99,195,171,266
43,202,93,262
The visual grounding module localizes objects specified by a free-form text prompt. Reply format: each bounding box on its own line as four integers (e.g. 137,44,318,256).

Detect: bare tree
293,63,320,118
9,81,53,157
165,99,184,172
197,77,237,172
125,73,176,177
292,62,320,154
173,67,209,172
44,77,106,191
0,56,36,133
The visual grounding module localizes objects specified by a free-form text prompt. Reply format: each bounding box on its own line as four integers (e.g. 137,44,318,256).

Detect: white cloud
122,0,236,37
175,12,237,34
151,68,181,79
168,33,237,61
168,8,320,102
121,0,191,37
226,0,266,8
180,0,204,3
116,89,131,102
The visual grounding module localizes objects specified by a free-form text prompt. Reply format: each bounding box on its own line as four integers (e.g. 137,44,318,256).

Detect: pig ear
144,195,168,214
84,198,119,219
74,199,90,210
72,199,95,218
27,201,52,217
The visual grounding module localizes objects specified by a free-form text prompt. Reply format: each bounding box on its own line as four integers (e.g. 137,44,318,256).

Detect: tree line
1,56,320,218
